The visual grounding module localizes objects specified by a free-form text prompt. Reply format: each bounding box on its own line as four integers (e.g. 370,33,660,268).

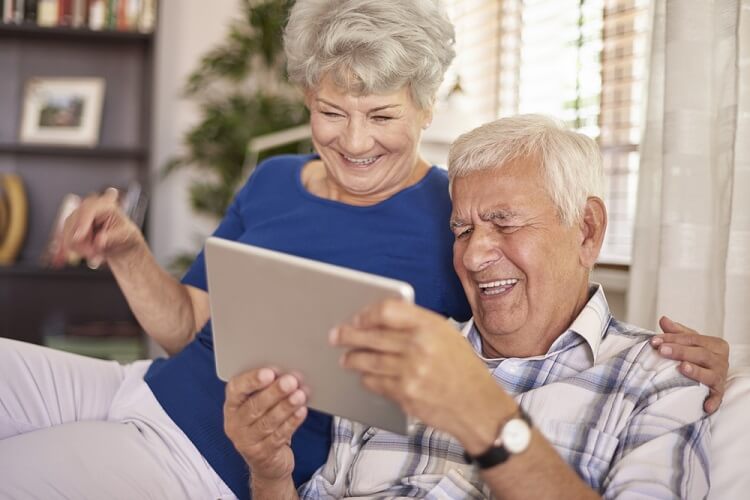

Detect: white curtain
628,0,750,368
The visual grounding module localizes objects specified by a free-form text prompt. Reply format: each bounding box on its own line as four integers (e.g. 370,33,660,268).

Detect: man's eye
322,111,343,118
455,227,473,239
498,225,520,234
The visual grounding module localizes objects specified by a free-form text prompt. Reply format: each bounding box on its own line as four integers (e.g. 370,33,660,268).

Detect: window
441,0,650,264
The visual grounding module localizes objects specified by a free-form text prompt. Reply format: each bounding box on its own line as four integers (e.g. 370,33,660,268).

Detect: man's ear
579,196,607,269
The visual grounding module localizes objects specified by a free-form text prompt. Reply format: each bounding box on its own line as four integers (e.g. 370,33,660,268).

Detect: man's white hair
448,114,604,226
284,0,456,109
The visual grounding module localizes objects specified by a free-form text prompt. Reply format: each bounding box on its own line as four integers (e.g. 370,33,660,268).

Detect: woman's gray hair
284,0,455,109
448,114,604,226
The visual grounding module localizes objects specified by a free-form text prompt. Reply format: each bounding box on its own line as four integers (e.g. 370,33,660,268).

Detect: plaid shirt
299,285,711,499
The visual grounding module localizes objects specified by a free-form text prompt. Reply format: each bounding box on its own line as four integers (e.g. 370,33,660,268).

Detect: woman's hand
651,316,730,414
56,187,144,267
223,368,308,482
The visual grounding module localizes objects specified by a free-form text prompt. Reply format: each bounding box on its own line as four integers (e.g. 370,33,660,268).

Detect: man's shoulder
597,317,696,389
599,317,654,353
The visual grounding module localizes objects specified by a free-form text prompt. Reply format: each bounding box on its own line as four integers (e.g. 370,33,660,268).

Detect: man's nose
462,230,503,272
341,119,375,156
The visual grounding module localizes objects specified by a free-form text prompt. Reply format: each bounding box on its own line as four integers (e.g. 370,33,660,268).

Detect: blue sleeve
180,167,262,291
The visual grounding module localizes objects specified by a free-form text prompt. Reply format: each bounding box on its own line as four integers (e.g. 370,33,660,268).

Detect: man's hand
330,299,516,453
650,316,729,414
223,368,308,482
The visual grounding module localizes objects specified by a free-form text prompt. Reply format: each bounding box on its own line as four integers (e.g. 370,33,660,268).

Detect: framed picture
19,77,105,147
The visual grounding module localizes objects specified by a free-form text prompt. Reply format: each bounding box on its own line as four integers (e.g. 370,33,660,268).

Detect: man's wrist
456,386,519,455
463,406,533,469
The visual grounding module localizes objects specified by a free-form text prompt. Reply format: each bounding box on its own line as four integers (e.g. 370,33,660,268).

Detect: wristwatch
463,406,533,469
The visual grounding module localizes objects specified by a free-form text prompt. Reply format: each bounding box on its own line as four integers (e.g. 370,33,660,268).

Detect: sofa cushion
709,368,750,499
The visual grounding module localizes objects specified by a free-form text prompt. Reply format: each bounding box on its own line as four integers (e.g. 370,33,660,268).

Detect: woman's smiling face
306,77,432,205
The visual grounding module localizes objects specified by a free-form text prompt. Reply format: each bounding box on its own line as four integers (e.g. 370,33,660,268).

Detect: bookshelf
0,13,156,360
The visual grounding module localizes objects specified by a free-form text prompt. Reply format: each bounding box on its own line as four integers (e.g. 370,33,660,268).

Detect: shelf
0,143,147,160
0,263,115,280
0,23,153,43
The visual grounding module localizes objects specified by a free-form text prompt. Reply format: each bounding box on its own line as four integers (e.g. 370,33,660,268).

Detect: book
71,0,85,27
123,0,138,29
4,0,13,23
37,0,57,26
106,0,116,28
88,0,105,30
137,0,154,33
23,0,37,23
14,0,25,23
58,0,72,26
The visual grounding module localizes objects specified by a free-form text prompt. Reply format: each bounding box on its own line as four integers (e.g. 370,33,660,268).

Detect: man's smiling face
450,158,592,357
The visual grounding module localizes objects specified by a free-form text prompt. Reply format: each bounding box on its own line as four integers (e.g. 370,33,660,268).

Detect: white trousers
0,338,237,500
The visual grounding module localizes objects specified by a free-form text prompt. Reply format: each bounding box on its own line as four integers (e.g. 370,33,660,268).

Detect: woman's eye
321,111,343,118
372,115,393,122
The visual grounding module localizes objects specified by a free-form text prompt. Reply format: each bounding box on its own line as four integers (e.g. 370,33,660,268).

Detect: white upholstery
709,368,750,499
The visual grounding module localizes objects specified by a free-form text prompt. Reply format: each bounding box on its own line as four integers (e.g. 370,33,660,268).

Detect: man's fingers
330,325,408,353
360,373,400,401
340,349,403,376
351,298,435,330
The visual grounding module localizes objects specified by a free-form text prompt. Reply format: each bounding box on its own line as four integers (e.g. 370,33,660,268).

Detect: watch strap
463,406,532,469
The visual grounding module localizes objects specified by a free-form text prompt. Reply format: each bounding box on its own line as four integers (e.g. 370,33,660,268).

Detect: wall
149,0,239,267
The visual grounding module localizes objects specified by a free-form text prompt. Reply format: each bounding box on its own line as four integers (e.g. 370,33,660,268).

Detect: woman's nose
340,120,375,156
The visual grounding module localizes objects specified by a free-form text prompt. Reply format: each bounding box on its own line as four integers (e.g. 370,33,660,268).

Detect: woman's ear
421,100,435,129
579,196,607,269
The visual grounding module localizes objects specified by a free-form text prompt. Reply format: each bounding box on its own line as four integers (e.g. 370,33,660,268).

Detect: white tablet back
205,236,413,434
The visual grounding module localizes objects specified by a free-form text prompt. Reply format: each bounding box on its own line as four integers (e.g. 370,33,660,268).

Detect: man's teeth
478,279,519,295
344,155,379,165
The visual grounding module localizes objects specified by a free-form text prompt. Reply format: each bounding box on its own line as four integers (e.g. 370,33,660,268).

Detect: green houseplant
165,0,309,269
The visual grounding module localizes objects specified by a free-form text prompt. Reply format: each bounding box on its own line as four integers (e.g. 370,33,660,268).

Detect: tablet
205,236,414,434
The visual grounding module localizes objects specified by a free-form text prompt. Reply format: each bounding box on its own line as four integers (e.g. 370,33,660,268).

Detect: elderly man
226,115,711,499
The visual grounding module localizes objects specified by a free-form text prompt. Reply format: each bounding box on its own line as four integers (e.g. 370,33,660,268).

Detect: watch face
502,418,532,454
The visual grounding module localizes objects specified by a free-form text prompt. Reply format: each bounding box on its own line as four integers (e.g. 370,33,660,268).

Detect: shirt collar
462,283,612,363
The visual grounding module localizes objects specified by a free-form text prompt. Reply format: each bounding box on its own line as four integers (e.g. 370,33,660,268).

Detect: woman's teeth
344,155,379,165
478,278,519,295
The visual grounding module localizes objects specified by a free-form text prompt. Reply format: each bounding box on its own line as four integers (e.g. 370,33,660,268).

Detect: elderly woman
0,1,728,499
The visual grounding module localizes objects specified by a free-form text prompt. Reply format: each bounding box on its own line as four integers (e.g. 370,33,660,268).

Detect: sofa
708,368,750,499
